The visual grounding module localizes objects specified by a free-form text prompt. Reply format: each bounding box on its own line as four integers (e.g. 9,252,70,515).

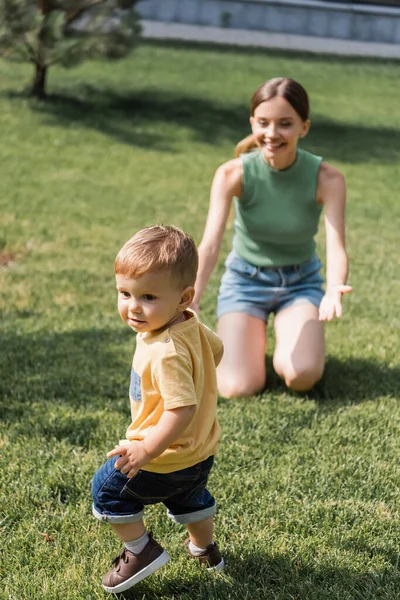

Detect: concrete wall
137,0,400,43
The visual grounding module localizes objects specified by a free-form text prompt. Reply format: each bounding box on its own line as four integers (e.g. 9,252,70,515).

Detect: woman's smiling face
250,96,310,169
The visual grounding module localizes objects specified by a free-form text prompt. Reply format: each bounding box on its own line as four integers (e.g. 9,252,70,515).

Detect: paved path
142,20,400,59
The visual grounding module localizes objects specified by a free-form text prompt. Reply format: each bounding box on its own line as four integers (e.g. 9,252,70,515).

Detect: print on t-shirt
129,369,142,402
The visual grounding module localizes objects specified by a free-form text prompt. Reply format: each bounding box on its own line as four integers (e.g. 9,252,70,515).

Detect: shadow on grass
2,323,398,448
0,327,132,445
339,537,400,570
116,549,399,600
4,86,400,163
5,86,247,152
265,355,400,405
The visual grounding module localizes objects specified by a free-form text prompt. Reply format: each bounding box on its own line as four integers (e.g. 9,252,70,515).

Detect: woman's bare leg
273,303,325,392
217,312,266,398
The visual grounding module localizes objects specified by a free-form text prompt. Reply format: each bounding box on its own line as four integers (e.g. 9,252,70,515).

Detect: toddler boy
91,225,224,594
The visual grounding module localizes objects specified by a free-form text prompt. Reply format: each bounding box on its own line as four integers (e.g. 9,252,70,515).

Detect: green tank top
233,148,323,267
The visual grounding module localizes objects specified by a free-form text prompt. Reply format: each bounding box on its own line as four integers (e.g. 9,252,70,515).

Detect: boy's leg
92,458,169,594
186,516,214,548
184,517,224,571
162,457,224,571
101,526,169,594
111,521,146,542
111,520,150,556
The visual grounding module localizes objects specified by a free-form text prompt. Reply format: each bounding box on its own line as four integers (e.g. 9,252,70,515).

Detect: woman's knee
217,371,265,398
274,356,324,392
285,365,324,391
287,369,322,391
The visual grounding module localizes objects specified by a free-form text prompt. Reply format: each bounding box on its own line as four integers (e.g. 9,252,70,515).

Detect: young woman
193,77,351,397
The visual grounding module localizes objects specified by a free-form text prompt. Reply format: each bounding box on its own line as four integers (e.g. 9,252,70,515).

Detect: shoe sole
207,557,225,572
102,550,170,594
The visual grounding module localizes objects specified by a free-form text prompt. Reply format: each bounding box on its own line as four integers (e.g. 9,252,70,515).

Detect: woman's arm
193,158,243,311
318,162,352,321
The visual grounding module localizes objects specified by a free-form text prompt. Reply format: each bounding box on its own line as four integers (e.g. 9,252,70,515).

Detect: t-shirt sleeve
203,324,223,358
152,350,197,411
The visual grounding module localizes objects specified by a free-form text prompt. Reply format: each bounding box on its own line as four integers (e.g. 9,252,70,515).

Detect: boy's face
116,270,192,334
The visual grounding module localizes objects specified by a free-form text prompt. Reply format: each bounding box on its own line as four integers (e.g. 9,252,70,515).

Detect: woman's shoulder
215,157,243,185
318,161,345,186
317,162,346,203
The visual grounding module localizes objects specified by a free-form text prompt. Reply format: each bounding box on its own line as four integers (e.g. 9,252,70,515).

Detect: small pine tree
0,0,142,98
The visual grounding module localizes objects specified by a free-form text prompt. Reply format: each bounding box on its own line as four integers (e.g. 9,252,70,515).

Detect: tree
0,0,142,98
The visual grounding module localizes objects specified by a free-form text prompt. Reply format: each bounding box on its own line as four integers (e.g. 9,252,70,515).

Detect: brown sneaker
102,534,170,593
184,539,225,571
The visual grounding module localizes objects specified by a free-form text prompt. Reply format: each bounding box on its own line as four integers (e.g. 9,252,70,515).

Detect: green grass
1,40,400,599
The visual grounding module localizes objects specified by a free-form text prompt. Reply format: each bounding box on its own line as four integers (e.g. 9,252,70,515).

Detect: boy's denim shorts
92,455,216,525
217,251,325,322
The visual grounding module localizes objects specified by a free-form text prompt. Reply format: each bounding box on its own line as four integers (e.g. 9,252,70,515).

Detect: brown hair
235,78,310,157
115,225,198,287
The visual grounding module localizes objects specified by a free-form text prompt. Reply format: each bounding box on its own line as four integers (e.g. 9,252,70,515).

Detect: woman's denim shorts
217,251,325,322
92,455,216,526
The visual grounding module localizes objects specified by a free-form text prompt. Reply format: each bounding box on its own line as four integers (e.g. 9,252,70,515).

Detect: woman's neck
263,148,298,171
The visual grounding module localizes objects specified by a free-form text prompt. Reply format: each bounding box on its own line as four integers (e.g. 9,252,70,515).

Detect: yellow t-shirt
125,310,223,473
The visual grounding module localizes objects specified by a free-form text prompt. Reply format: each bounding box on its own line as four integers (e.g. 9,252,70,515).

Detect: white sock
188,540,209,556
125,531,150,555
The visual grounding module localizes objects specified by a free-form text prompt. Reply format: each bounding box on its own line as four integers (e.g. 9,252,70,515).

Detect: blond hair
115,225,198,287
235,133,257,158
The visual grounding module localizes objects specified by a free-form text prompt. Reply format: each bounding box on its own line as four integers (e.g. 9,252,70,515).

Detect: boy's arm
108,405,196,478
143,405,196,459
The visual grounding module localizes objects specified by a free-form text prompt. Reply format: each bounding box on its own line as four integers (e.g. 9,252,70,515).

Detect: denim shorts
92,455,216,525
217,251,325,322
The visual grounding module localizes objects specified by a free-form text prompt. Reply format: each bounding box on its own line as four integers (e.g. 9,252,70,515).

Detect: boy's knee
91,457,118,502
91,468,104,502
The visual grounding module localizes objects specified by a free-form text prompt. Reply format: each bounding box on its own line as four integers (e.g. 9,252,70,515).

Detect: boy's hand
107,441,151,479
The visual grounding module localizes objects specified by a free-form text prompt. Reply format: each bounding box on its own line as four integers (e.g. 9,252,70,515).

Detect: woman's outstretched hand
319,285,352,321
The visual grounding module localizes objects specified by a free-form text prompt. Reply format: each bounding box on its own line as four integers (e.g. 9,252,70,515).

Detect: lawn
1,40,400,600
